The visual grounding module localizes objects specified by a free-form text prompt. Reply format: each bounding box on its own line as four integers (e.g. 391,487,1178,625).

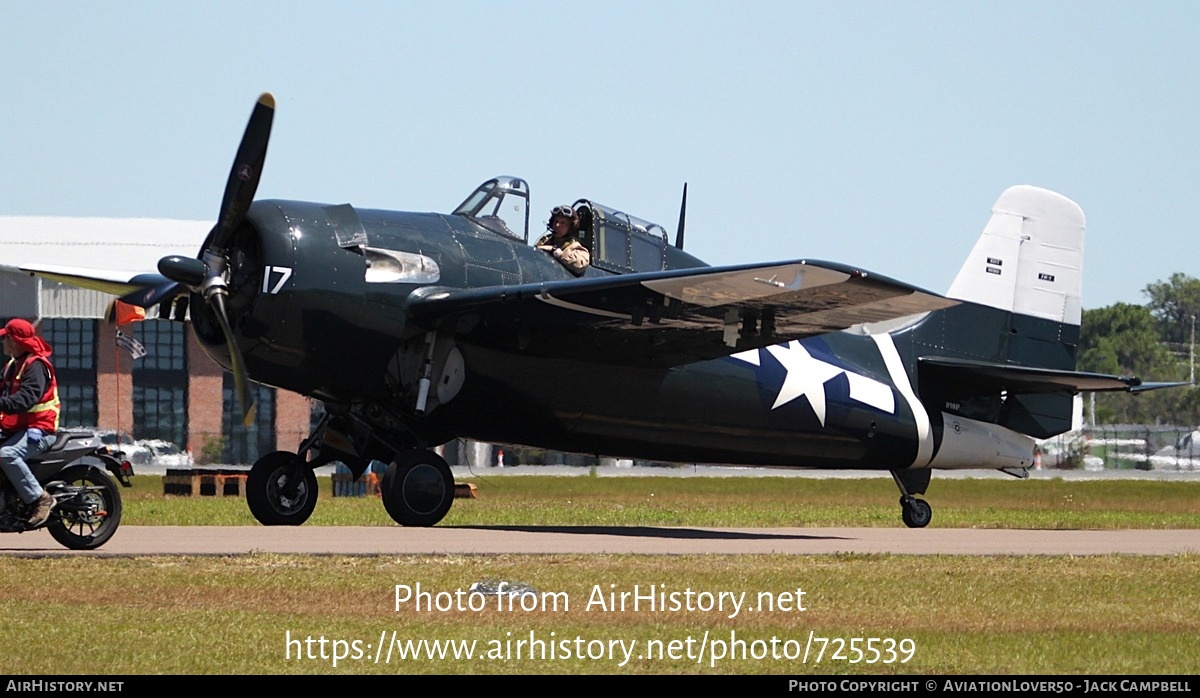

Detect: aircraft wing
919,356,1188,394
406,260,957,367
20,264,182,307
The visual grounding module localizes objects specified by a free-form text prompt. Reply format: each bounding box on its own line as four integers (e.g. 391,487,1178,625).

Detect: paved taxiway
5,465,1195,556
4,525,1200,556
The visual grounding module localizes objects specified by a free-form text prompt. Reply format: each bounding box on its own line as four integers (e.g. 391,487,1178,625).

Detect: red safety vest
0,355,60,433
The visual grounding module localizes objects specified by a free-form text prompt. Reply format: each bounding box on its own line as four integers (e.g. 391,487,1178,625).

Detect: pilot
536,205,590,275
0,318,60,527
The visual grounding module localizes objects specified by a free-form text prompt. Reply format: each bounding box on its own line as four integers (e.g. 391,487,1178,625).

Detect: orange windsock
109,300,147,325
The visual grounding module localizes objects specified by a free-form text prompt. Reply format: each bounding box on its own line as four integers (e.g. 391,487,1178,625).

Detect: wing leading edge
406,260,957,368
21,264,182,308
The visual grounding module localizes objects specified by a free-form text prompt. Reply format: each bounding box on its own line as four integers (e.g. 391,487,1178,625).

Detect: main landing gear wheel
900,496,932,529
247,451,318,526
382,450,454,527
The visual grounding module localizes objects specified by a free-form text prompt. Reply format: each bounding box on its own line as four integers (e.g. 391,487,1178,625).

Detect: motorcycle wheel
46,464,123,550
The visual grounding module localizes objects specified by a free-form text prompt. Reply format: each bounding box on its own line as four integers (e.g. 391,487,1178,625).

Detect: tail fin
910,186,1089,439
946,185,1085,328
908,186,1177,450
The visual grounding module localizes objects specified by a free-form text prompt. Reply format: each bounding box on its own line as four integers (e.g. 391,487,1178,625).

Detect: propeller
159,92,275,427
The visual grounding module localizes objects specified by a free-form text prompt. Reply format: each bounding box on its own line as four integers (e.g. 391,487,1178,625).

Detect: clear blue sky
3,1,1196,309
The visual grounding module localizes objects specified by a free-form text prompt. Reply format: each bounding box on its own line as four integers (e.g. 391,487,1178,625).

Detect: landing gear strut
247,451,318,526
382,449,454,527
249,402,456,527
890,468,932,529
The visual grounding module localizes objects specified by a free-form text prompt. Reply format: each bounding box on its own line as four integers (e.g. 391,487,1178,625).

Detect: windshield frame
451,176,530,242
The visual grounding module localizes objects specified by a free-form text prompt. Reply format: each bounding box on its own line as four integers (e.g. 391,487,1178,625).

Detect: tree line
1079,273,1200,425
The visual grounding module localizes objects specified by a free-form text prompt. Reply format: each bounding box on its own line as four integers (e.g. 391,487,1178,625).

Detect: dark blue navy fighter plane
25,93,1177,529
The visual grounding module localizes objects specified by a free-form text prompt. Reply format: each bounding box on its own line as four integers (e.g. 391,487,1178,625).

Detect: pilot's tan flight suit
536,233,590,275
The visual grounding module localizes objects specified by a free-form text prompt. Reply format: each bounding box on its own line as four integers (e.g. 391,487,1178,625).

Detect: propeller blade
209,292,257,427
173,94,273,429
211,92,275,251
200,94,273,428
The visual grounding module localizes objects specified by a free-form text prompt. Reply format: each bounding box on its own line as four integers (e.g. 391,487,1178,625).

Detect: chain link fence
1040,424,1200,471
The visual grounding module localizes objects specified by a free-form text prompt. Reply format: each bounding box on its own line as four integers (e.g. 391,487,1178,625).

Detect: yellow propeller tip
242,404,258,428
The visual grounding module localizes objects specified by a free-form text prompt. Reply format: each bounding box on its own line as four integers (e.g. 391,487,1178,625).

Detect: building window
222,375,276,465
131,320,188,447
133,319,185,370
40,319,98,428
132,384,188,447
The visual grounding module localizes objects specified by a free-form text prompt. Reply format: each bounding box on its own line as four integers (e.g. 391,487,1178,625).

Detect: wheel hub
269,469,309,513
402,464,447,515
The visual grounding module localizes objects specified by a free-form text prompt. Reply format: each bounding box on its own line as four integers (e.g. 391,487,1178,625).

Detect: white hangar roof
0,216,212,319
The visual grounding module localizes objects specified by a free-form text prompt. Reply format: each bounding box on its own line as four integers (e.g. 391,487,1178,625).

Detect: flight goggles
550,205,576,218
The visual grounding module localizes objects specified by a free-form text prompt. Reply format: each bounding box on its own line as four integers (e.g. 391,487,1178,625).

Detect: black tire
382,450,454,527
247,451,318,526
900,497,932,529
46,464,123,550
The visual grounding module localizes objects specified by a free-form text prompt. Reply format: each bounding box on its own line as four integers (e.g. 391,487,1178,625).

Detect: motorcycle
0,430,134,550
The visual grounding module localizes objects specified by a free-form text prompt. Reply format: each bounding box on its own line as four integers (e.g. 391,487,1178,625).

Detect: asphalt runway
5,524,1200,556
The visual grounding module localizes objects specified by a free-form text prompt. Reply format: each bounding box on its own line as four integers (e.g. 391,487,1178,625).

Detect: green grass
122,473,1200,529
1,554,1197,674
4,474,1199,675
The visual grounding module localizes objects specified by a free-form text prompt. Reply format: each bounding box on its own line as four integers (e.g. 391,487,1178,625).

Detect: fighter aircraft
23,93,1179,529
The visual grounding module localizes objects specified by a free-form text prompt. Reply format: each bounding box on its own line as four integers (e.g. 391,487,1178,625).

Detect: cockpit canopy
452,176,530,242
453,176,706,274
571,200,670,274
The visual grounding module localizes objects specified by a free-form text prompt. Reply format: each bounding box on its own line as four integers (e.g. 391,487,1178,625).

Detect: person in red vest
0,319,60,527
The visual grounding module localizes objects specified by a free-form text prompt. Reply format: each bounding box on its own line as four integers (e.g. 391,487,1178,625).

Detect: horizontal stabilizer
920,356,1186,394
920,356,1186,438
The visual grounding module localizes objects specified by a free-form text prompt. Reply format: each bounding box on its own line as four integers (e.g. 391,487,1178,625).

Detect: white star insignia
765,341,845,425
734,341,896,425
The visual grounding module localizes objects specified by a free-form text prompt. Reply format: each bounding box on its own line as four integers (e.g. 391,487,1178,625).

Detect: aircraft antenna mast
674,183,688,249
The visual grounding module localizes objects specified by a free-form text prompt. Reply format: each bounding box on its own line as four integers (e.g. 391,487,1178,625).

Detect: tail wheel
247,451,317,526
900,497,932,528
382,450,454,527
46,465,123,550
